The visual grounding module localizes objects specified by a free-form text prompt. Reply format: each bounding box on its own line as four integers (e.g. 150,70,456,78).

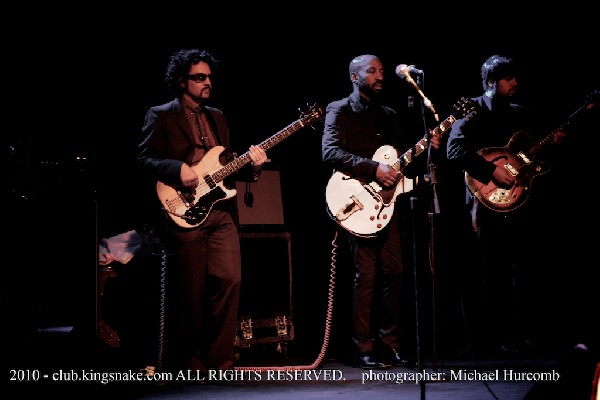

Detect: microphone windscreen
395,64,410,77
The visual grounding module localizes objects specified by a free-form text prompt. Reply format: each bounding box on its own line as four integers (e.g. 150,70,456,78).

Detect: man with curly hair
137,48,267,374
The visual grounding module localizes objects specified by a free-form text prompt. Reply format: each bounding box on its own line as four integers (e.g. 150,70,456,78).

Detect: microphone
396,64,439,121
399,64,424,75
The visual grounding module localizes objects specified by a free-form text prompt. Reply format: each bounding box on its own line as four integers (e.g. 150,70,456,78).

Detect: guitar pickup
504,162,518,176
516,151,531,165
178,187,197,206
361,182,383,203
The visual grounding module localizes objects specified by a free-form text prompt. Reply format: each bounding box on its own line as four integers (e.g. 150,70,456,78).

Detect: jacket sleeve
446,116,496,184
136,106,185,187
322,103,379,181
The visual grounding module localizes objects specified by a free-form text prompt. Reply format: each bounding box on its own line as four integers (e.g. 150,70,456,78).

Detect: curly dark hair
165,48,219,97
481,54,518,91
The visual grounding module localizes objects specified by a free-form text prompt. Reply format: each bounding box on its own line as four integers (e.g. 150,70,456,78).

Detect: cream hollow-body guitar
465,91,597,212
326,98,478,237
157,104,324,228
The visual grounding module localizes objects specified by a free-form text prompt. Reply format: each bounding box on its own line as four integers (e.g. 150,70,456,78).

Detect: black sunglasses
186,73,213,83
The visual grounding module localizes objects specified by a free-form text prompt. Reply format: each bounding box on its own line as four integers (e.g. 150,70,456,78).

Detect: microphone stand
410,195,426,400
425,138,441,372
411,70,443,375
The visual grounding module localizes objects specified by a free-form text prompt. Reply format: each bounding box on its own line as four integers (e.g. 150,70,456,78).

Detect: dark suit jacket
322,91,421,182
137,98,231,186
136,98,258,223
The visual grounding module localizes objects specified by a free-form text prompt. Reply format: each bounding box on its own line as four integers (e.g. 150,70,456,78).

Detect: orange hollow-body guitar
466,92,597,212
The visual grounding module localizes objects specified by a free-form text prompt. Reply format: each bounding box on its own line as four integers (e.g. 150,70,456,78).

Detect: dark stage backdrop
3,7,598,362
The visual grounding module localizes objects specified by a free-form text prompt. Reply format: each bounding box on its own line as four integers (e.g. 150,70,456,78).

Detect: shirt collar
182,96,202,114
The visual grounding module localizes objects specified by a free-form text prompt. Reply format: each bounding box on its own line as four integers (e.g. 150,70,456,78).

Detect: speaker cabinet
235,169,285,229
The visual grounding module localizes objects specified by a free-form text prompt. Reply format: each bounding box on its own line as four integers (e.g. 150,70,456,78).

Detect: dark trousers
344,214,404,353
169,209,241,372
477,209,531,349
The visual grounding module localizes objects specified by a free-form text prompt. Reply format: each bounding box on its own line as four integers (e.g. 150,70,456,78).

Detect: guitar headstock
453,97,479,121
299,103,325,127
584,89,599,110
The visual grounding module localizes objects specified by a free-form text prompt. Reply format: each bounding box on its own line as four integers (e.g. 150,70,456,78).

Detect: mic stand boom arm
396,64,439,122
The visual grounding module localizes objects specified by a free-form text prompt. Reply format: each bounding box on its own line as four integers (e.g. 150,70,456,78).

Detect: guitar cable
233,229,339,373
150,207,338,374
146,209,171,377
244,182,254,207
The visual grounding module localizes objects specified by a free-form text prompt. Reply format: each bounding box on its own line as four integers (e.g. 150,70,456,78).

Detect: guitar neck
529,97,596,157
392,113,457,172
528,131,556,157
210,118,308,183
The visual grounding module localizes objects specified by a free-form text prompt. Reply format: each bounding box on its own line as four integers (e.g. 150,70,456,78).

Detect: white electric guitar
325,98,477,237
157,104,324,228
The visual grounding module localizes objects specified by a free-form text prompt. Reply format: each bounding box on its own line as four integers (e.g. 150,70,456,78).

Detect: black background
3,6,598,365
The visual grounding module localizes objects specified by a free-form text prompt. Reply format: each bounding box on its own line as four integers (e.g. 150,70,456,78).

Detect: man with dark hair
137,48,268,374
446,54,565,356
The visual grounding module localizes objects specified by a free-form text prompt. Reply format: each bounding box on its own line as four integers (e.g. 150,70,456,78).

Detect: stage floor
7,330,597,400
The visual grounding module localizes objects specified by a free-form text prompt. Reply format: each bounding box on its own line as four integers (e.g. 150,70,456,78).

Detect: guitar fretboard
393,114,458,172
209,107,322,183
